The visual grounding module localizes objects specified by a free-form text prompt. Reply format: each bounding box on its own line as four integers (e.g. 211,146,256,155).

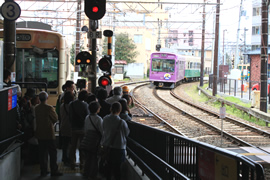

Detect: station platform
20,149,149,180
226,146,270,167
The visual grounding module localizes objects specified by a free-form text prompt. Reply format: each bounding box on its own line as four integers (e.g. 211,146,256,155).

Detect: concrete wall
124,63,144,79
0,145,21,180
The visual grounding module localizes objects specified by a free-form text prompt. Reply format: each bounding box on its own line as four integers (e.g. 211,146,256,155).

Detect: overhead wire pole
213,0,220,96
234,0,243,69
89,20,98,93
200,0,206,87
75,0,81,63
260,0,269,112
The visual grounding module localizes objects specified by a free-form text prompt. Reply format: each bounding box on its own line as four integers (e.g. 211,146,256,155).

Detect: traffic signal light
156,44,161,51
84,0,106,20
98,55,112,87
76,51,93,65
98,75,112,87
98,56,112,72
77,79,86,89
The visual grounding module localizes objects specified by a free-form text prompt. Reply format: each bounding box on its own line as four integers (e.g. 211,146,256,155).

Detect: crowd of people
56,82,132,180
28,79,133,179
3,69,133,179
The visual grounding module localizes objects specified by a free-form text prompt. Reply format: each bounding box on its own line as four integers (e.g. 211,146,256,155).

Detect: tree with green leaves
102,33,139,63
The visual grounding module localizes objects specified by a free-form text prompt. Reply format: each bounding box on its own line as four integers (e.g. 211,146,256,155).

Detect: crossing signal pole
213,0,220,96
84,0,106,93
260,0,269,112
98,30,113,91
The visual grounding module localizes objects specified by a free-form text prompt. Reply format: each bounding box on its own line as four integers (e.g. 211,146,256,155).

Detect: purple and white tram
149,52,186,88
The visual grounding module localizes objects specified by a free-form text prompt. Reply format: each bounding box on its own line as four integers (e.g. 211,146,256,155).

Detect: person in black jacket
68,90,89,170
97,88,111,118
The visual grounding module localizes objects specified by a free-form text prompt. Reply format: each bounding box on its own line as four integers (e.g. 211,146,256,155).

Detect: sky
219,0,252,44
0,0,254,45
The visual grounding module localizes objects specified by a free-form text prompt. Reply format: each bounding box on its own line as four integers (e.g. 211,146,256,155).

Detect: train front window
16,48,59,88
152,59,175,72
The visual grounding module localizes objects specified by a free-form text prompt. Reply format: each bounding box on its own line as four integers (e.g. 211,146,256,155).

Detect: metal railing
208,75,266,101
0,131,24,159
127,121,265,180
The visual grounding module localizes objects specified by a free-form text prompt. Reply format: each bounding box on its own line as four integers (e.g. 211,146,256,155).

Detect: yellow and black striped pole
103,30,113,57
107,36,112,56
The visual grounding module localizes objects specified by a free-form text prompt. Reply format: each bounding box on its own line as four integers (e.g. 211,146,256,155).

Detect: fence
127,121,265,180
208,75,270,102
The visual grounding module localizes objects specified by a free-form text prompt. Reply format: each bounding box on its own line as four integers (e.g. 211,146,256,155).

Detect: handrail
0,131,24,145
126,147,162,180
0,131,24,160
0,141,24,160
127,137,190,180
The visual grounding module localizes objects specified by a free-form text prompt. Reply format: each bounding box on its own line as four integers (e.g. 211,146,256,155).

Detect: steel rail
153,88,254,147
128,83,186,136
170,89,270,139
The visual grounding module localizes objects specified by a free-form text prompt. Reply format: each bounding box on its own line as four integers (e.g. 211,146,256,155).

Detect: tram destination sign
88,31,102,39
16,34,31,41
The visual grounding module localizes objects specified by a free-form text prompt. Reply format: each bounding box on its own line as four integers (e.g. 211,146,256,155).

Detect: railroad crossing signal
156,44,161,51
98,55,112,87
98,75,112,87
84,0,106,20
76,51,93,65
98,56,112,72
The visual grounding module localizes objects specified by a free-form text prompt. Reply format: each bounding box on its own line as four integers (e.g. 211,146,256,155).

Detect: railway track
124,84,270,179
122,82,270,179
122,82,184,135
130,83,234,146
129,83,270,150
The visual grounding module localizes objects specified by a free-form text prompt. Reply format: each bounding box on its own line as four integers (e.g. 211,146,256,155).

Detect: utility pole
243,27,247,64
88,20,98,93
200,0,206,87
76,0,81,60
260,0,268,113
211,7,216,74
234,0,243,69
158,18,161,45
213,0,220,96
223,29,227,65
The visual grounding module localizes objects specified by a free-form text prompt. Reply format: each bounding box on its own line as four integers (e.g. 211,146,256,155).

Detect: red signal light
101,78,109,86
98,76,112,87
92,6,99,13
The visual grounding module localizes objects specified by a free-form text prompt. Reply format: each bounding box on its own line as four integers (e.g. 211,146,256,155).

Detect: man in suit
35,91,63,177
